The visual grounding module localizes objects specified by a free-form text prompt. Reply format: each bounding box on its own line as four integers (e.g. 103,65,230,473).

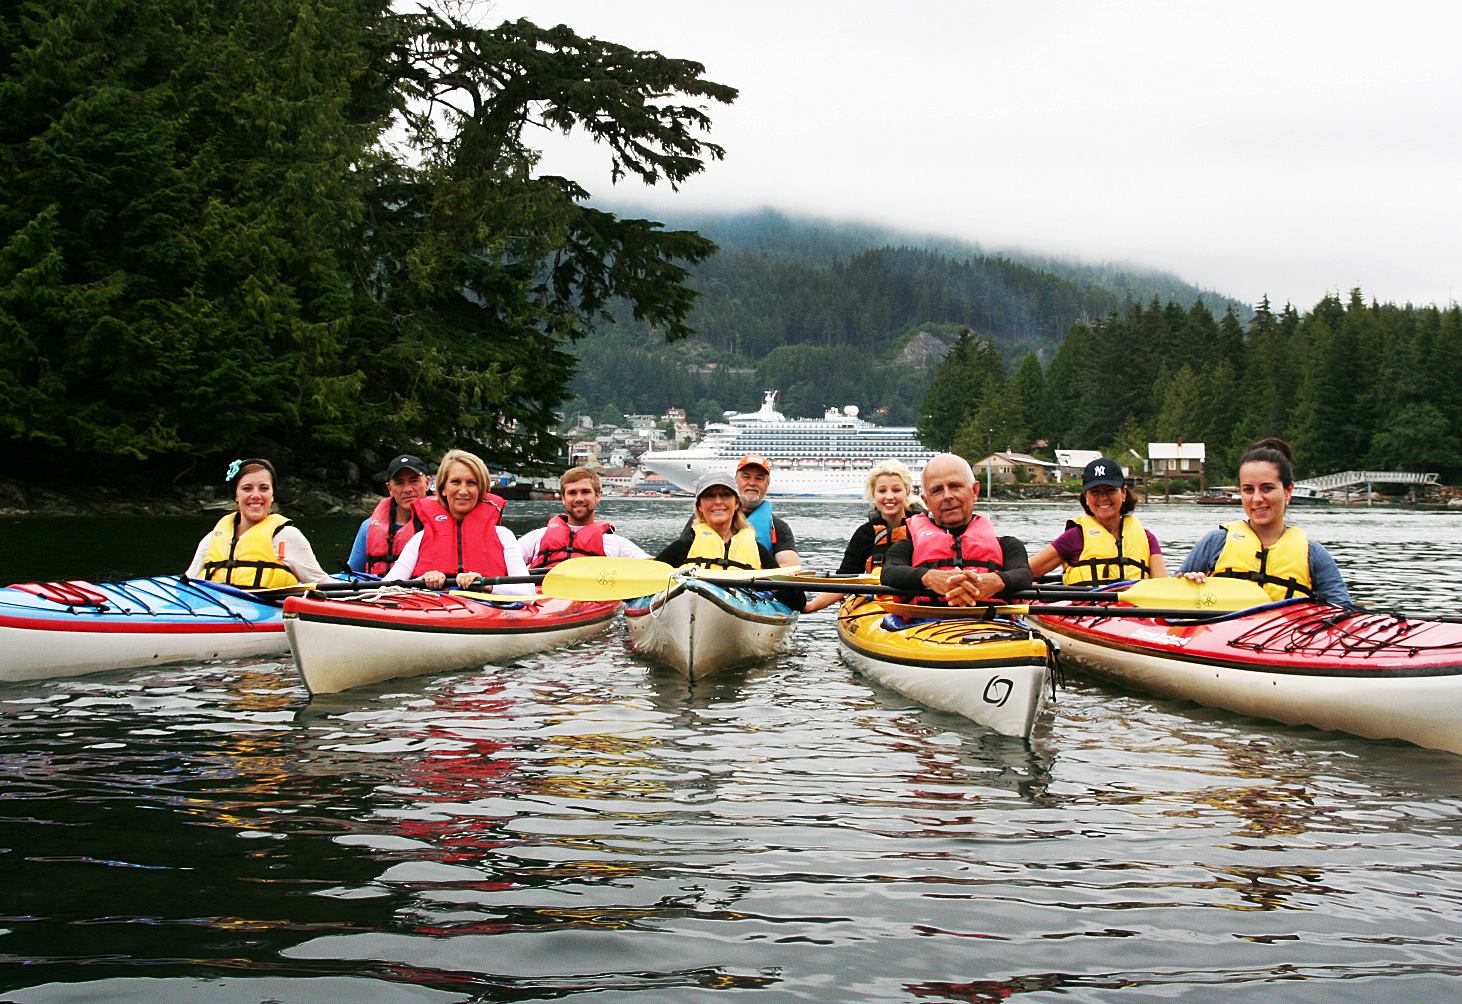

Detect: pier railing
1296,470,1439,491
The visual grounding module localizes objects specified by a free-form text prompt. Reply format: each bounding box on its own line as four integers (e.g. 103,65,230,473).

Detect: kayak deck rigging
1228,606,1460,660
1,576,274,623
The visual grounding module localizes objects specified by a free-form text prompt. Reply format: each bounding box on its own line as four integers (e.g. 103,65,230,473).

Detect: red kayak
1034,600,1462,755
284,589,621,695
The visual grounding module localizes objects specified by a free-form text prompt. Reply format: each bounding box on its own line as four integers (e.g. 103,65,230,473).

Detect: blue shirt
346,517,371,574
1178,527,1354,608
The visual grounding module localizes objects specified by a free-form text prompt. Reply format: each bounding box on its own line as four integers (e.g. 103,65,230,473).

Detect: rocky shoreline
0,477,379,519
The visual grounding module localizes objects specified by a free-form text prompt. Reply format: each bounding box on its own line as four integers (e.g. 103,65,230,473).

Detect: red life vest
907,513,1004,571
410,495,509,578
363,497,422,576
530,515,614,570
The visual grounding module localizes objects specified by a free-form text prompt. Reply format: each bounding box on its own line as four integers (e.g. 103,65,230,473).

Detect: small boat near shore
0,576,286,683
284,589,621,695
837,595,1053,739
1196,487,1241,505
1033,600,1462,755
624,579,798,679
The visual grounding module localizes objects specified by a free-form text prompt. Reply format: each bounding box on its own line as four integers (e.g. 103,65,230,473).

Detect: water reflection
4,504,1462,999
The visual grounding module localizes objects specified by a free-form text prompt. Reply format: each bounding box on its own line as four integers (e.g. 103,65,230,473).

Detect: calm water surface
2,501,1461,1001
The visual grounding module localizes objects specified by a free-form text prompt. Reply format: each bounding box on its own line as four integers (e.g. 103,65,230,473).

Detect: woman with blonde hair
384,449,534,594
803,459,926,612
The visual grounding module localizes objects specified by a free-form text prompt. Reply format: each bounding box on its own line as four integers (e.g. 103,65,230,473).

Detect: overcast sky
492,1,1461,309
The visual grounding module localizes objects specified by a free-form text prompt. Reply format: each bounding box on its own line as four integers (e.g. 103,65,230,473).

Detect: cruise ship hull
640,452,891,497
638,393,936,498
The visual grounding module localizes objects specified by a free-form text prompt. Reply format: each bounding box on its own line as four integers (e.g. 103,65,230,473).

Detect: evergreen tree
1,2,736,476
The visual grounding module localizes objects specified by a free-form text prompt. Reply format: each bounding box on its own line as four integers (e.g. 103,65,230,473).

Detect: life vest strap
1068,555,1150,577
687,557,757,571
203,558,293,590
532,543,605,569
1214,568,1313,598
920,557,1000,572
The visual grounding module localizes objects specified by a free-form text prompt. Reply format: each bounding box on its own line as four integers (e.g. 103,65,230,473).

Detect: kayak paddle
539,557,811,600
881,577,1269,619
249,572,545,601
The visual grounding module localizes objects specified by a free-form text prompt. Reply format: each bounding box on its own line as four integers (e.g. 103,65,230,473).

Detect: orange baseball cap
736,454,772,472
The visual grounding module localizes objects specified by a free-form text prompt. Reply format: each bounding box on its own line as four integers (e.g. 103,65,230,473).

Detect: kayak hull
1034,601,1462,754
284,590,621,695
837,595,1052,739
0,577,285,682
624,580,798,680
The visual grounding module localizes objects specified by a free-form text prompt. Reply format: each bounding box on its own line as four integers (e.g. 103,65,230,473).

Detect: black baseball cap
386,454,427,479
1081,457,1126,491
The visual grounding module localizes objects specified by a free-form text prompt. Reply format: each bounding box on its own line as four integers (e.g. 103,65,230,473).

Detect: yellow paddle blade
1113,576,1269,611
880,577,1269,620
540,557,677,600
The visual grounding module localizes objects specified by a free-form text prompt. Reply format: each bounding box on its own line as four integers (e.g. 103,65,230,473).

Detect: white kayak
283,589,621,695
624,579,799,680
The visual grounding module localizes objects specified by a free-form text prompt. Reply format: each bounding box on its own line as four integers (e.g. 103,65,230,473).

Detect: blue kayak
0,576,287,683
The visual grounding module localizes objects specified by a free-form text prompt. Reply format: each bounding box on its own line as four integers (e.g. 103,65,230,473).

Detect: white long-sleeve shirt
383,526,536,595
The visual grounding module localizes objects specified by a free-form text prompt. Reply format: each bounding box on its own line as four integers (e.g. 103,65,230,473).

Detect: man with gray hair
880,453,1031,605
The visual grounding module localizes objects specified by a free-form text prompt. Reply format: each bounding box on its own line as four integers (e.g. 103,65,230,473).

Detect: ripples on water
3,501,1462,1001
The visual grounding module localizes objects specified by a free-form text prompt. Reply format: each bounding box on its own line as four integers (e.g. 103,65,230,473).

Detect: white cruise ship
638,392,936,497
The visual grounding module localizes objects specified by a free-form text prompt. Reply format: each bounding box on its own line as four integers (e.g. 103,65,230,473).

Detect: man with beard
519,467,648,569
732,454,801,570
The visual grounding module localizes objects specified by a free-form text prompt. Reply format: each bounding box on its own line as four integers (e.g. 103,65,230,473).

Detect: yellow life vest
684,522,762,570
201,512,299,589
1063,514,1153,586
1213,520,1312,602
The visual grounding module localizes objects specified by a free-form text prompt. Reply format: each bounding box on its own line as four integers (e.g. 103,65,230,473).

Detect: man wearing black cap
346,454,431,575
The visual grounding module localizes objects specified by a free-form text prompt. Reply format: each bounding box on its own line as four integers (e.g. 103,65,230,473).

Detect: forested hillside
920,292,1462,482
569,210,1246,425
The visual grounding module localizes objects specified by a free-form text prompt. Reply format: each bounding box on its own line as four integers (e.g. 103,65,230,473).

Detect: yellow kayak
837,594,1053,739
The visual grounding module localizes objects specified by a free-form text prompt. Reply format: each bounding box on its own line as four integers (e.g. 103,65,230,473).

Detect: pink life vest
906,512,1004,572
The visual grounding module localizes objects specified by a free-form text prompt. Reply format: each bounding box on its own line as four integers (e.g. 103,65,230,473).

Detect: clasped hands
921,568,1002,606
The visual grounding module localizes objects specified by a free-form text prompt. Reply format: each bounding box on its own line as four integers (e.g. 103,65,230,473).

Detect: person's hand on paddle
420,570,483,590
1177,570,1209,585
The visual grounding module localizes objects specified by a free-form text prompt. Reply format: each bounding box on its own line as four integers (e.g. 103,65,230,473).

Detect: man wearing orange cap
734,454,800,569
